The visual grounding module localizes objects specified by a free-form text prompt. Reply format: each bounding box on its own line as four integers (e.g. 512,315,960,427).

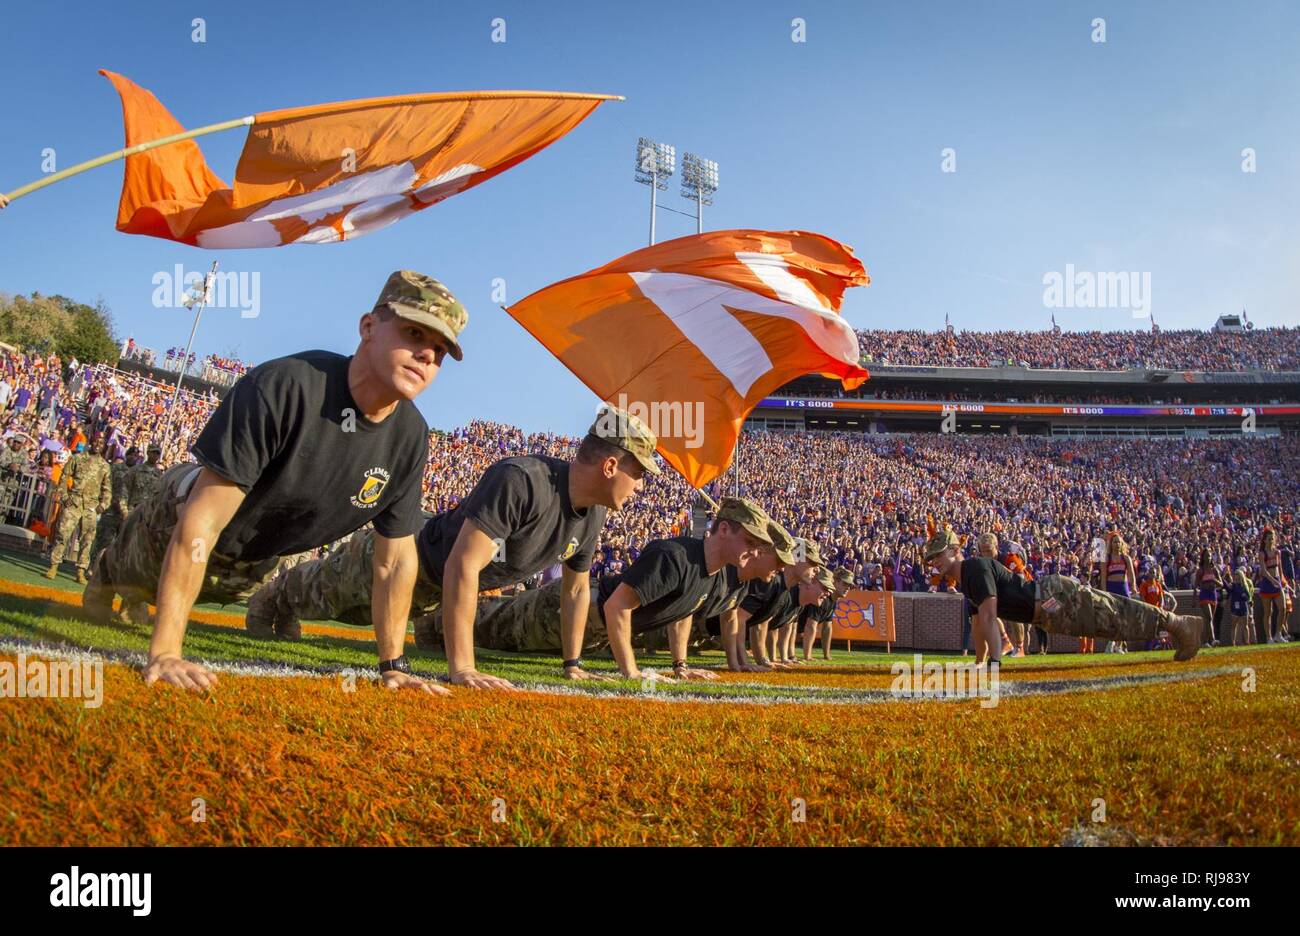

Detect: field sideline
1,549,1297,845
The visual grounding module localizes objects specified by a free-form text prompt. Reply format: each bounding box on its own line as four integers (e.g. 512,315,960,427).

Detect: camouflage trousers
1035,574,1177,641
100,463,283,607
89,508,124,563
422,578,605,653
49,503,99,570
254,526,443,626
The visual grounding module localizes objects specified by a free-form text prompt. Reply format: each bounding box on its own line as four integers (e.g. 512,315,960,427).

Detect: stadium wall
856,591,1295,653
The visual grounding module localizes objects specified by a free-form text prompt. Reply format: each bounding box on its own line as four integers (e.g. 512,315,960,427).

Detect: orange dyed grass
3,647,1298,845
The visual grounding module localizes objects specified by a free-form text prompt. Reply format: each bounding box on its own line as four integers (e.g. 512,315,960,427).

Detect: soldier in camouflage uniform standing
0,435,31,523
90,446,134,561
108,444,165,624
922,527,1203,662
46,437,113,583
123,443,164,513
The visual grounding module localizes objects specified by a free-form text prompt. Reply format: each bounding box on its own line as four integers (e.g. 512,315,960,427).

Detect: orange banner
831,589,895,642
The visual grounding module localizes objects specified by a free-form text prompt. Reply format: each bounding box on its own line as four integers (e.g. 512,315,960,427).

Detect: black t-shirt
800,594,835,626
697,565,745,621
596,535,720,634
416,455,606,588
742,577,799,630
696,566,749,635
192,351,428,562
958,557,1037,623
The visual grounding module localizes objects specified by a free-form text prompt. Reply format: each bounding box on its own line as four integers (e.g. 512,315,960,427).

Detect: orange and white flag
100,70,615,247
507,230,870,488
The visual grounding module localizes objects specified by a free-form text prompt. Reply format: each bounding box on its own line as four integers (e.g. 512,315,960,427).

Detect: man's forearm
149,524,214,659
604,605,638,676
373,553,418,662
721,610,741,669
978,606,1001,660
668,617,689,663
560,580,590,662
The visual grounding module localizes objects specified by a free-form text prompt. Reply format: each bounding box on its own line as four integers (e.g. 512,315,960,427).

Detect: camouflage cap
923,527,961,561
767,518,797,566
794,537,824,568
587,406,661,475
835,567,855,586
373,270,468,361
716,497,774,546
815,566,835,589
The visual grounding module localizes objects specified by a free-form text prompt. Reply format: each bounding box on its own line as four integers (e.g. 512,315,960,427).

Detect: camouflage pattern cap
923,527,961,561
835,567,855,586
794,537,824,568
587,405,661,475
815,566,835,589
373,270,468,361
767,518,797,566
716,497,774,546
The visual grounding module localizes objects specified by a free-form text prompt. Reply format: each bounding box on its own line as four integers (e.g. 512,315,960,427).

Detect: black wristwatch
562,658,583,670
378,655,412,675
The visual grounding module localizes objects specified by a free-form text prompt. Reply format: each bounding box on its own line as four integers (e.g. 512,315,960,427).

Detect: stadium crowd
857,326,1300,371
0,351,219,528
0,343,1294,616
417,419,1298,601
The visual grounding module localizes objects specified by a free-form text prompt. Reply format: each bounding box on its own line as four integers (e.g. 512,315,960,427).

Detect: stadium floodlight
634,137,675,245
680,152,719,234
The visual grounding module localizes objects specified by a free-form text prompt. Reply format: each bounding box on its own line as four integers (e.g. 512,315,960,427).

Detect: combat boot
44,564,57,580
243,589,278,639
1165,615,1202,662
75,568,88,586
413,612,441,650
243,588,301,641
81,551,116,622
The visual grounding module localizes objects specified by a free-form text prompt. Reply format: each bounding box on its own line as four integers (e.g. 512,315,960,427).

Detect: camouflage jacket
123,462,163,512
61,453,112,511
109,462,130,514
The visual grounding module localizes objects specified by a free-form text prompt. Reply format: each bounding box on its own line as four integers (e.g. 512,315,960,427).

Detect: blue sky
1,0,1297,435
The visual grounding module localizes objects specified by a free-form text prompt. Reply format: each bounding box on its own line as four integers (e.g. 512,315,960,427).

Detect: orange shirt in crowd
1139,578,1163,607
1005,552,1033,580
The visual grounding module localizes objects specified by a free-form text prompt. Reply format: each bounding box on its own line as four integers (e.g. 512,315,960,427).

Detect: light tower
634,137,675,245
680,152,719,235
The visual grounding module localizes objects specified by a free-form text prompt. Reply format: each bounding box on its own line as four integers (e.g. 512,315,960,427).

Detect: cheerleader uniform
1258,550,1283,598
1105,559,1131,597
1198,568,1220,606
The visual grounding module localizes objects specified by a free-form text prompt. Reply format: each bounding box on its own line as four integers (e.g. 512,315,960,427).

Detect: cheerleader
1257,528,1290,643
1195,548,1222,647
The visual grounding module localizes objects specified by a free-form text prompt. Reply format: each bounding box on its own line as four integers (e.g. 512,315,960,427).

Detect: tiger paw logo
350,467,390,509
557,537,580,563
835,598,866,629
